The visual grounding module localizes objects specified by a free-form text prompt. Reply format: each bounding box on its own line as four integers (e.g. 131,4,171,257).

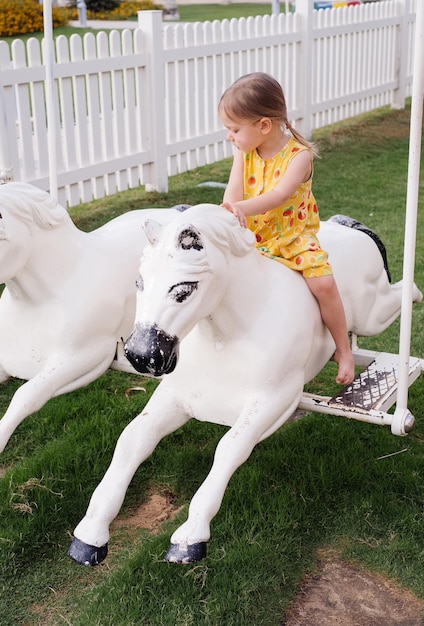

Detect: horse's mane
0,182,70,229
176,204,256,257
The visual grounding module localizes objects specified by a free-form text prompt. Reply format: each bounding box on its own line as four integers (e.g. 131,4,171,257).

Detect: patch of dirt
284,552,424,626
112,490,183,534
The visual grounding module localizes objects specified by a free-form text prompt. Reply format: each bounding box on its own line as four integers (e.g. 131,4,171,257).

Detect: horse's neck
7,223,86,303
206,251,268,339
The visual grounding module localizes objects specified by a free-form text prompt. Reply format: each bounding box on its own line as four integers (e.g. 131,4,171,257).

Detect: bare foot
334,349,355,386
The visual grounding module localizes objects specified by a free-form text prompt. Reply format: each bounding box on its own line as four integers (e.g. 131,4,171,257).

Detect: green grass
172,3,278,22
0,104,423,625
0,5,280,45
0,26,101,46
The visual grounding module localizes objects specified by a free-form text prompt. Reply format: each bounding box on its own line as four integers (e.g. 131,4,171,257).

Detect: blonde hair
219,72,317,155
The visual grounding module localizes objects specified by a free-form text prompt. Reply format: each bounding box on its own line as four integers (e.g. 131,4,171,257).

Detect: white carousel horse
0,181,181,453
68,203,422,566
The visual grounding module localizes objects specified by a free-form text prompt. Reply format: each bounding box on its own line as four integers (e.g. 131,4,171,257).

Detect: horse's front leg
0,350,113,453
0,365,77,453
166,389,302,564
68,385,190,566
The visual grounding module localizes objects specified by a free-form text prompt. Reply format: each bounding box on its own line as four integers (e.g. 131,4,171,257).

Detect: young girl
218,72,354,386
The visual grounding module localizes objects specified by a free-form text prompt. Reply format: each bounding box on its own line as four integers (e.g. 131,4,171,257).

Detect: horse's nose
124,323,179,376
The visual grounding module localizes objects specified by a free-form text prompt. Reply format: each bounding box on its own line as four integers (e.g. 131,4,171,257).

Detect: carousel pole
393,0,423,433
43,0,58,199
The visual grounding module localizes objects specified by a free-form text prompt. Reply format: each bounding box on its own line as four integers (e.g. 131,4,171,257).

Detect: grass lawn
0,4,280,45
172,2,279,22
0,104,423,625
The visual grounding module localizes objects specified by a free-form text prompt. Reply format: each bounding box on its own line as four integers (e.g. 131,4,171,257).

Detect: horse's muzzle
124,323,179,376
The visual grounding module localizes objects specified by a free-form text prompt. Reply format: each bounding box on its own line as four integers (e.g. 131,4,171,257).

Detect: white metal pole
43,0,58,199
395,0,423,412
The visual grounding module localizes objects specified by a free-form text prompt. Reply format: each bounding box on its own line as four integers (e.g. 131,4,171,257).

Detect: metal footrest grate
298,351,423,433
329,356,398,412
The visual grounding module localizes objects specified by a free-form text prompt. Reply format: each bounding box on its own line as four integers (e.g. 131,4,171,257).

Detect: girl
218,72,354,385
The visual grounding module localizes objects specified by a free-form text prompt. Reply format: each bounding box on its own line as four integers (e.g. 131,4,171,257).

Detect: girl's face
219,109,266,153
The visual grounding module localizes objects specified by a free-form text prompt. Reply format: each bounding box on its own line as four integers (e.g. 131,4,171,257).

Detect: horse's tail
328,214,391,283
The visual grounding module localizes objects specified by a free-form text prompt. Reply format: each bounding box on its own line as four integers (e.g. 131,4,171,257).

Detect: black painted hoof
67,537,108,566
164,541,207,564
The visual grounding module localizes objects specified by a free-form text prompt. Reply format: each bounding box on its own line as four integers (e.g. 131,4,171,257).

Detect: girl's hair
219,72,316,154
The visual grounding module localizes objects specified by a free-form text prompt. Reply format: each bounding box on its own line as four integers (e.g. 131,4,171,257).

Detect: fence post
0,71,13,183
392,0,408,109
293,0,313,139
137,10,168,193
43,0,58,200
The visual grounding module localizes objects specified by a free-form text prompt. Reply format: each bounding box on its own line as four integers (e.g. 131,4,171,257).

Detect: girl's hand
221,202,247,228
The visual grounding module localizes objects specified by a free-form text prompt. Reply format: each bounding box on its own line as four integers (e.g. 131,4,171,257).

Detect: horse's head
0,182,69,283
124,204,255,376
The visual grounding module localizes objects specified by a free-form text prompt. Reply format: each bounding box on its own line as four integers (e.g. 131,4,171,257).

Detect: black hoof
164,541,207,564
67,537,108,566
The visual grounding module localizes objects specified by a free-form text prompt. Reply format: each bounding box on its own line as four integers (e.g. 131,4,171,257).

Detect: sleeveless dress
244,137,332,278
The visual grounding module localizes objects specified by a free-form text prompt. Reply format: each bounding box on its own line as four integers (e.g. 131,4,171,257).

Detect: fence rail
0,0,416,207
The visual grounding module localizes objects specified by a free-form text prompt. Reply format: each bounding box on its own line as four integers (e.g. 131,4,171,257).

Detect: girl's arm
222,149,244,203
223,149,312,227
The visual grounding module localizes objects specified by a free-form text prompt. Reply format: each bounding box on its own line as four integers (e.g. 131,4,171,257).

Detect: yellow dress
245,137,332,278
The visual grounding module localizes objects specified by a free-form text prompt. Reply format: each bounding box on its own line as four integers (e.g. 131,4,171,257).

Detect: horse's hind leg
69,388,190,566
353,277,422,337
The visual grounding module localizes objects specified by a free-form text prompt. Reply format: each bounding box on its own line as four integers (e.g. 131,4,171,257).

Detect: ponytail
286,121,319,157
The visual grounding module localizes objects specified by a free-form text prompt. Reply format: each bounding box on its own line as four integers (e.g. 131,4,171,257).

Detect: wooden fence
0,0,416,207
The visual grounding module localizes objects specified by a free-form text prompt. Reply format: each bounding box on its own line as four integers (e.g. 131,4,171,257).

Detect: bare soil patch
112,489,183,534
284,551,424,626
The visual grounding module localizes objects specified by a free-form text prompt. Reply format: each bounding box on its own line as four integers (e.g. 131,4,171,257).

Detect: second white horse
0,181,179,452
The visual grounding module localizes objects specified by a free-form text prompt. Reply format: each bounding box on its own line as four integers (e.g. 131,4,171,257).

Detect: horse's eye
168,281,198,303
135,275,144,292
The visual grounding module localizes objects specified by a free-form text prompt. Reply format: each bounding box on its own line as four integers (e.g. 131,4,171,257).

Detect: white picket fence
0,0,416,207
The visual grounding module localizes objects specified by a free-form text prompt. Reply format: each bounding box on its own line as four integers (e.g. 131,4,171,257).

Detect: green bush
0,0,68,36
67,0,160,20
84,0,120,13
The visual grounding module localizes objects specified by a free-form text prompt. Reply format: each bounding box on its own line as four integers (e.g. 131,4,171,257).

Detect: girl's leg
305,275,355,385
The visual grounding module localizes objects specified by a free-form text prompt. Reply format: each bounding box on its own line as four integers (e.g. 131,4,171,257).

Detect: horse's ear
142,219,163,245
176,226,203,251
